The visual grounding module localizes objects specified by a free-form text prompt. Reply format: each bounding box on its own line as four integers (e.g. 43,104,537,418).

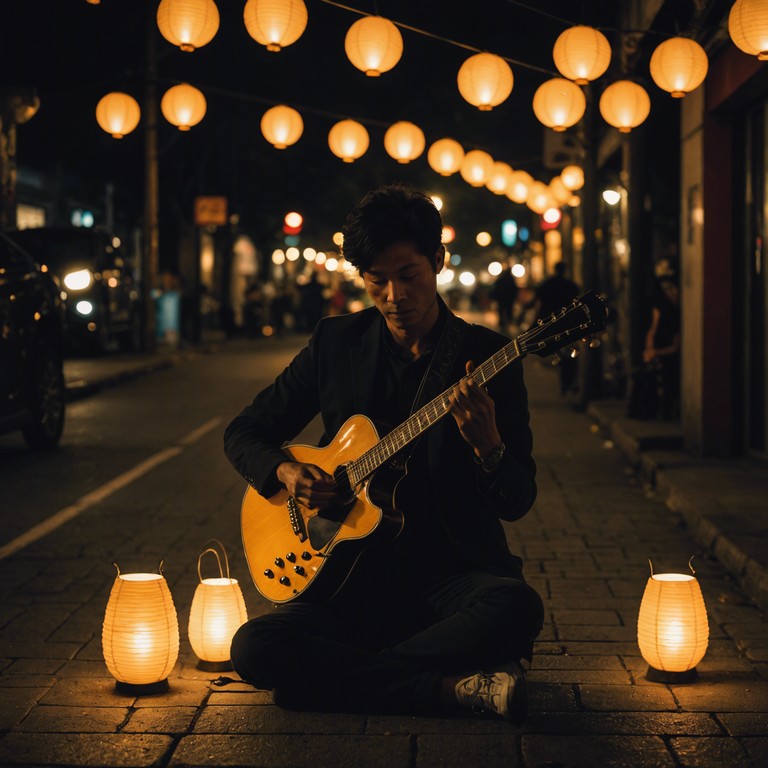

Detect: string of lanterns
93,0,768,217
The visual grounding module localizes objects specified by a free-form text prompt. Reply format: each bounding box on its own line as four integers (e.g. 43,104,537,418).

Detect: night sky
3,0,679,267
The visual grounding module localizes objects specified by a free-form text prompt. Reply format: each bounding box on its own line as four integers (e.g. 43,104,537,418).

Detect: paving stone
366,713,513,735
15,704,128,732
528,682,579,713
0,640,81,659
555,625,638,642
669,736,753,767
671,681,768,712
579,684,678,711
529,669,631,685
741,737,768,766
206,690,272,705
717,713,768,736
0,732,172,767
520,711,723,735
416,733,520,767
551,609,622,625
41,677,136,707
194,704,366,734
0,674,56,688
2,657,66,675
122,706,198,734
169,734,412,767
521,734,676,767
0,686,47,729
533,654,625,670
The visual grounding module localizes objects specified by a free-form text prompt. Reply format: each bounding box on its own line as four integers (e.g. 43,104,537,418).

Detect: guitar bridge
287,496,307,542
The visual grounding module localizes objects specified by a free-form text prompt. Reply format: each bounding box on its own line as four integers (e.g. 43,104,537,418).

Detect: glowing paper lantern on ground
637,560,709,682
157,0,220,52
486,161,514,195
506,170,533,203
383,121,425,163
650,37,708,98
188,543,248,671
96,92,141,138
328,119,369,162
161,83,206,130
457,52,513,111
729,0,768,60
345,16,403,76
533,77,586,131
553,25,611,84
243,0,308,52
427,138,465,176
261,105,303,148
599,80,651,133
102,564,179,692
459,149,494,187
560,164,584,191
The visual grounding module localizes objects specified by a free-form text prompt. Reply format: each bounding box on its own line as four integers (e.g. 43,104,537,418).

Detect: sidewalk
1,335,766,767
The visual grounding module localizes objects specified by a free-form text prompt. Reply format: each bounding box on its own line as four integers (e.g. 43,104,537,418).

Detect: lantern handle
112,561,121,577
648,558,654,577
197,539,231,582
688,556,696,576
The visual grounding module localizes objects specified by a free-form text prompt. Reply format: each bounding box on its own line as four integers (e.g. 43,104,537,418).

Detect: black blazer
224,305,537,578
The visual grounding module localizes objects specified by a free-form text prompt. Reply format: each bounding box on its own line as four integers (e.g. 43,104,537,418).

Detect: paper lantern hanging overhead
383,121,425,163
328,119,370,162
157,0,220,52
459,149,494,187
345,15,403,76
96,92,141,139
532,77,586,131
427,138,465,176
729,0,768,60
599,80,651,133
260,105,304,148
102,563,179,691
457,52,514,111
649,37,709,98
553,25,611,84
560,164,584,191
506,170,533,204
526,180,554,214
485,161,514,195
161,84,206,131
243,0,308,52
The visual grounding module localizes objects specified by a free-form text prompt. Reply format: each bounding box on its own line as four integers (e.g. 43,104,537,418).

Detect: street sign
194,196,228,227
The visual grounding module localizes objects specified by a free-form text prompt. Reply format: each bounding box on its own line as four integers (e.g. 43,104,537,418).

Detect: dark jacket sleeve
223,328,323,498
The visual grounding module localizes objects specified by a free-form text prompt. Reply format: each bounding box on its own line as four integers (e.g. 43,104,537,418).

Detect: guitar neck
347,338,522,486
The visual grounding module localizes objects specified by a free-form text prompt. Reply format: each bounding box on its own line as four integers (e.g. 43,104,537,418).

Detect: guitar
241,290,607,603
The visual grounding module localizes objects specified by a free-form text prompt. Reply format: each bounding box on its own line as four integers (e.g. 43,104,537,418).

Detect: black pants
230,569,543,714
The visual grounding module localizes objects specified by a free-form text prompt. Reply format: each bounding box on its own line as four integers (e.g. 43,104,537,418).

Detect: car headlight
75,300,95,316
63,268,93,291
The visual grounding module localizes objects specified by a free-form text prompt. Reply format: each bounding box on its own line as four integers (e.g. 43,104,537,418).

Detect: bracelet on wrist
474,441,505,470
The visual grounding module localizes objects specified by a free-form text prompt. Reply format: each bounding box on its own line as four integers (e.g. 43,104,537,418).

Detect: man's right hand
276,461,337,510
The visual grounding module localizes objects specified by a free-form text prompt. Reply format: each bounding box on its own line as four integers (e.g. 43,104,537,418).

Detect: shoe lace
463,673,499,714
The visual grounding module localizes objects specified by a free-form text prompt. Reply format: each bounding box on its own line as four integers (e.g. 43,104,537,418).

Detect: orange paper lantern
729,0,768,60
650,37,709,98
459,149,494,187
427,138,465,176
383,121,425,163
553,25,611,84
260,105,304,148
457,52,513,111
532,77,586,131
599,80,651,133
243,0,308,52
344,15,403,76
328,119,370,162
95,92,140,139
157,0,220,52
161,83,206,131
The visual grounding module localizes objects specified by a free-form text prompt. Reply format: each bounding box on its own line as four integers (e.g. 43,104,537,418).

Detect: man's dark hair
341,184,443,273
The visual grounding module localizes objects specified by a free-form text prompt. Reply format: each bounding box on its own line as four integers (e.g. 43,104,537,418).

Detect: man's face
362,241,443,337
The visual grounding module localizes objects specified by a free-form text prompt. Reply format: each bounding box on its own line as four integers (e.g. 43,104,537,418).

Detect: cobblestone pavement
0,343,766,768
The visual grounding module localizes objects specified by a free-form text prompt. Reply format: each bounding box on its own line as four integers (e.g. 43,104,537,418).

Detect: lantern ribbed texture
532,78,586,131
95,92,141,139
486,161,514,195
729,0,768,60
560,164,584,191
459,149,494,187
243,0,308,52
261,105,304,148
161,84,206,131
599,80,651,133
506,170,533,203
345,16,403,76
188,577,248,663
553,25,611,84
457,53,514,111
157,0,220,52
328,119,370,162
638,574,709,672
383,121,425,163
102,573,179,685
650,37,709,98
427,138,465,176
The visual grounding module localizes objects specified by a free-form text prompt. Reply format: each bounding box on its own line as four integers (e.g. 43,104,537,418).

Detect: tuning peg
551,355,560,367
589,337,601,349
570,348,579,359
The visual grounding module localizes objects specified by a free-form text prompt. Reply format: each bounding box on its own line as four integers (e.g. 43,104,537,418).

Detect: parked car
0,230,66,449
7,226,142,353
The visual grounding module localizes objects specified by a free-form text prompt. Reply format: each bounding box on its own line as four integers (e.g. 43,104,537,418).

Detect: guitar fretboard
347,338,521,486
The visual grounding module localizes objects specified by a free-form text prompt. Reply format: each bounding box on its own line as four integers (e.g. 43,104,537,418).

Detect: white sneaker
454,661,528,725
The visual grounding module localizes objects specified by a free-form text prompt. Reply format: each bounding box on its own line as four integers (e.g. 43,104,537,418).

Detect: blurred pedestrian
490,263,519,335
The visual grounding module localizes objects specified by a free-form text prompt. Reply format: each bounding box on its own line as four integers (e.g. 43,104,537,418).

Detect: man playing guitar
224,184,544,723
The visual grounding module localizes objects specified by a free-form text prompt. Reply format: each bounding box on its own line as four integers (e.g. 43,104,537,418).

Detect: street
0,335,766,767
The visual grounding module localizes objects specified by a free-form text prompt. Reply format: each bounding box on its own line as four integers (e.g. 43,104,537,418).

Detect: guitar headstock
518,290,608,358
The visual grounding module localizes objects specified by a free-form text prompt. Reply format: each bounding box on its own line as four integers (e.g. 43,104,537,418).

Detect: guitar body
241,414,405,603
